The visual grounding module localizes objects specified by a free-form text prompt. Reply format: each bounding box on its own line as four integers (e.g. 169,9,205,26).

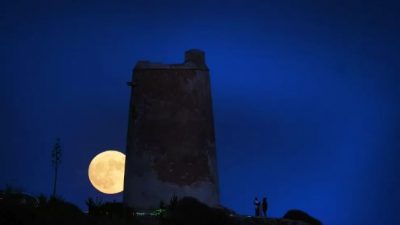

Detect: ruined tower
123,49,219,209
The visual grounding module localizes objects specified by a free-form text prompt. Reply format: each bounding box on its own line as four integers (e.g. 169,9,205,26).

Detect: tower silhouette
123,49,219,209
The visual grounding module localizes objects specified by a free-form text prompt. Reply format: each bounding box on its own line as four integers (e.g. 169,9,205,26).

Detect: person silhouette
262,197,268,218
254,197,260,216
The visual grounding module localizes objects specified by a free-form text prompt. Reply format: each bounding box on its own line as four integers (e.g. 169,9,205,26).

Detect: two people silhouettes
254,197,268,217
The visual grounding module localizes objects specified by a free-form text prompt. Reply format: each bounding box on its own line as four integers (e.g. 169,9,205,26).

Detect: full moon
88,150,125,194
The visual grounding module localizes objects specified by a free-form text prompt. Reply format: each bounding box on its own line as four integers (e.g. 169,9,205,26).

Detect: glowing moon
88,150,125,194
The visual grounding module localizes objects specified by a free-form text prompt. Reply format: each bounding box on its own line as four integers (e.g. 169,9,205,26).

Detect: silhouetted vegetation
0,190,140,225
85,197,102,216
51,138,62,198
85,197,136,220
159,200,165,209
168,194,178,210
0,192,84,225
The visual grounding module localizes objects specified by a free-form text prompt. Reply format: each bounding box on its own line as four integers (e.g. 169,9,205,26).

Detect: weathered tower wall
123,50,219,209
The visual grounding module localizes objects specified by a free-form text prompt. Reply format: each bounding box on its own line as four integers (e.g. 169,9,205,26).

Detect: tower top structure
134,49,208,71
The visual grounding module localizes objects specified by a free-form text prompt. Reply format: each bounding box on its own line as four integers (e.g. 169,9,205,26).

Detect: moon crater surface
88,150,125,194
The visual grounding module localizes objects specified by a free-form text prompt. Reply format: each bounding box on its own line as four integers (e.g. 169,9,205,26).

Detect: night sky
1,1,400,225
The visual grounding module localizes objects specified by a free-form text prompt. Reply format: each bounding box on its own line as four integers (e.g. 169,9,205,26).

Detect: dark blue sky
1,1,400,224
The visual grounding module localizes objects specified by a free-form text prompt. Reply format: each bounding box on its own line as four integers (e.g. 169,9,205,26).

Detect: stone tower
123,49,219,209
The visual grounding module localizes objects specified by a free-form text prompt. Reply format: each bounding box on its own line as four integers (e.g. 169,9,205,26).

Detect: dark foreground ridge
0,191,322,225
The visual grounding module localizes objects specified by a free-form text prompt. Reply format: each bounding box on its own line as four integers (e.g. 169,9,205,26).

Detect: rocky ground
0,192,322,225
136,216,313,225
237,217,313,225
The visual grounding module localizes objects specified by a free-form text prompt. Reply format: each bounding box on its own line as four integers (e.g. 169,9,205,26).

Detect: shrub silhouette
0,194,85,225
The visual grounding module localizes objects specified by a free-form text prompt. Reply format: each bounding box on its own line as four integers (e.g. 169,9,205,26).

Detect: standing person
262,197,268,218
254,197,261,216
